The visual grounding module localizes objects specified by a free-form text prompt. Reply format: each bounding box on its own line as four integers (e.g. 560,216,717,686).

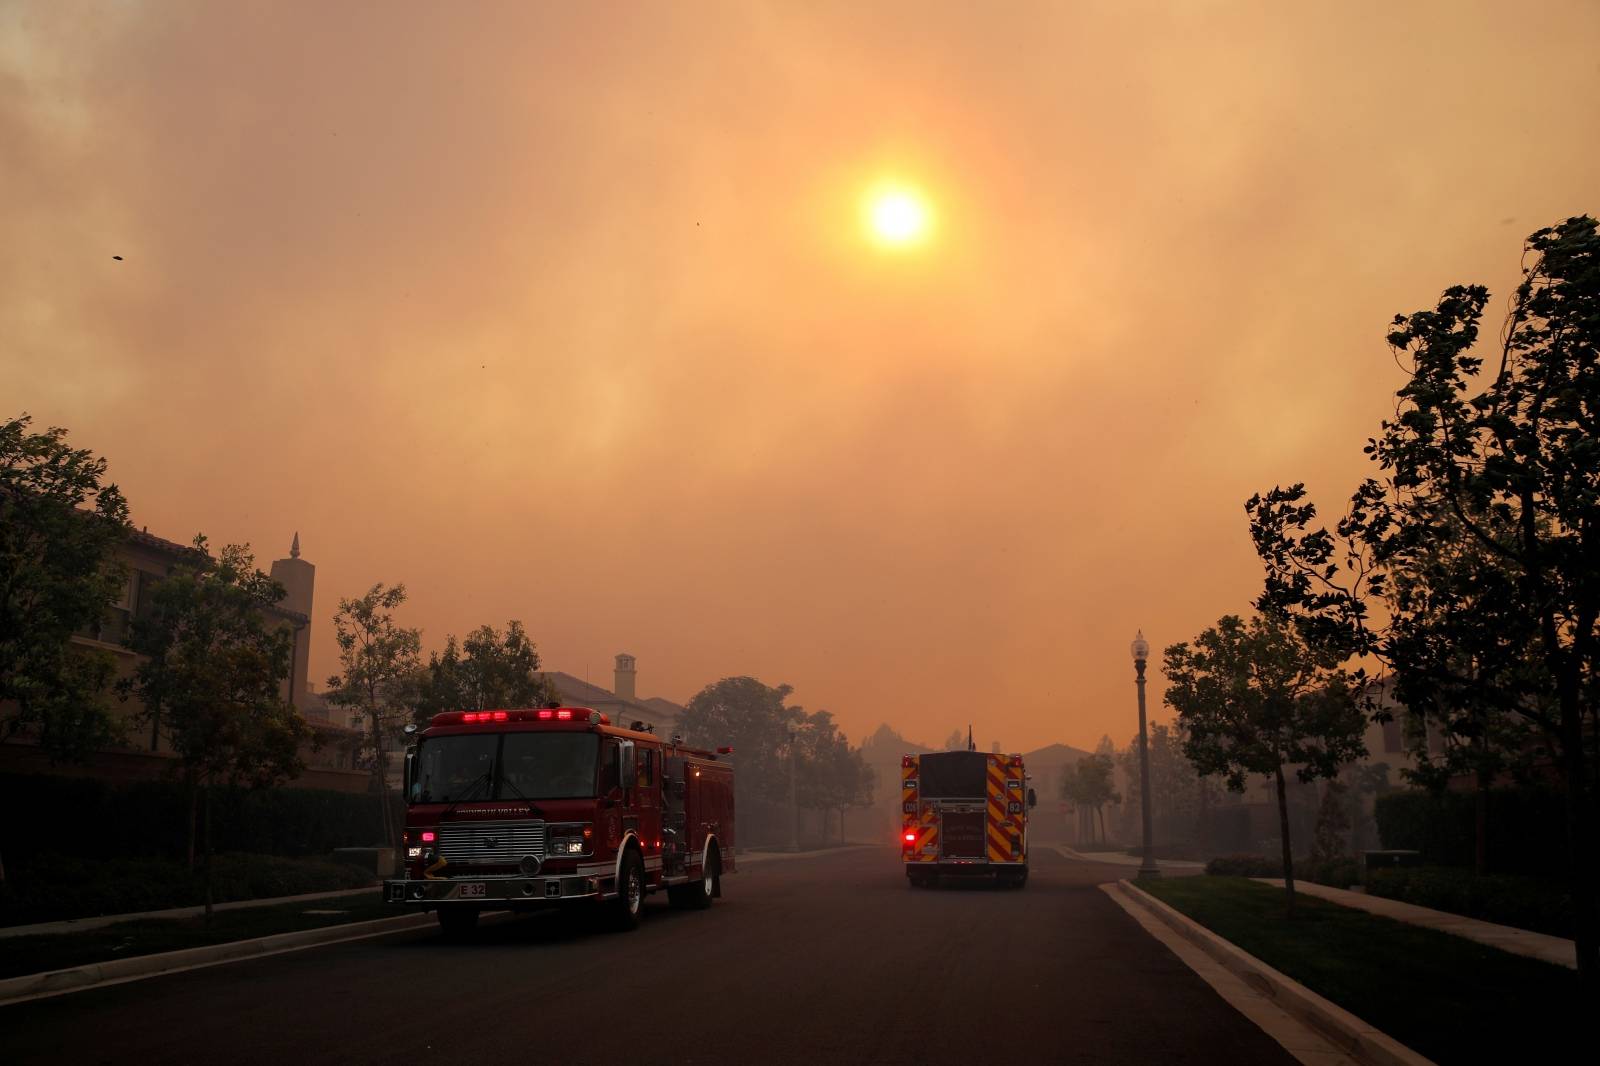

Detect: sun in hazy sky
862,180,934,250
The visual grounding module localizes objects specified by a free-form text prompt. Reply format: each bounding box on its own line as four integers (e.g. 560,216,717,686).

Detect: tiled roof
541,672,682,729
128,527,207,558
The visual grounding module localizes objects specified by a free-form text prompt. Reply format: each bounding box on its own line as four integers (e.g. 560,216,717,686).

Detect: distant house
541,653,686,738
0,528,365,791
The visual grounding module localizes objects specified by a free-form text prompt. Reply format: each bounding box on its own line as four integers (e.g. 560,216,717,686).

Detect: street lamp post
1132,630,1161,879
787,726,800,853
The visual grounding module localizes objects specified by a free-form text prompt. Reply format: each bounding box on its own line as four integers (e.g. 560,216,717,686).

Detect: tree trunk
1475,763,1491,877
370,707,395,848
186,774,199,871
1274,764,1296,918
203,777,214,923
1197,780,1211,856
1559,690,1597,981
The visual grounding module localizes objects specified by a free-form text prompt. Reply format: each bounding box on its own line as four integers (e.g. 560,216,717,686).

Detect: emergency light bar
429,708,610,727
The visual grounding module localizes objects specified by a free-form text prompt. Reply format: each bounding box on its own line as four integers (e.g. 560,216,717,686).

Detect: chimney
613,653,637,701
270,532,315,709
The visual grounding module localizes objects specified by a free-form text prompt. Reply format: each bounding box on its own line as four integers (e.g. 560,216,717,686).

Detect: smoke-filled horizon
5,1,1598,752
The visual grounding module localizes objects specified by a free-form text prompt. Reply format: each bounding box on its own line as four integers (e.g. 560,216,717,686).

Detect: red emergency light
903,832,916,842
429,707,608,728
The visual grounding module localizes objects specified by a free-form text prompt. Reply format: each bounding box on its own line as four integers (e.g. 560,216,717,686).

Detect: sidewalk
1057,844,1205,871
0,885,379,940
1255,878,1576,971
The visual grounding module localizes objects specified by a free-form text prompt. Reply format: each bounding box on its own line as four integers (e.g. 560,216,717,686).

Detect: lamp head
1130,629,1150,663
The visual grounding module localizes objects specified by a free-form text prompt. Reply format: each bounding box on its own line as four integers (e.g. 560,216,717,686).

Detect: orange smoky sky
4,2,1598,753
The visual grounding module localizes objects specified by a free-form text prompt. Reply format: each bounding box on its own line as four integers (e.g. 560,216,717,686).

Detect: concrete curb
1114,880,1436,1066
0,911,434,1007
0,886,382,940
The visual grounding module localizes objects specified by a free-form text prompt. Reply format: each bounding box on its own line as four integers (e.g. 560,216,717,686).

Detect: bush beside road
1366,866,1576,940
0,894,398,982
1141,876,1584,1065
0,854,374,927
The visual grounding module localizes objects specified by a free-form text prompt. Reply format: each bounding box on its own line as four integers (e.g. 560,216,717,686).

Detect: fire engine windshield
917,751,989,798
411,733,600,802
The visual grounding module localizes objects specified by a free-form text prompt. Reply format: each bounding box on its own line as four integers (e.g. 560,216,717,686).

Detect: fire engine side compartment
684,758,735,874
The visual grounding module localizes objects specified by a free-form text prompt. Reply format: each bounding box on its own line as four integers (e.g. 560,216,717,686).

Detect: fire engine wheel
670,849,718,909
607,851,646,931
436,906,480,936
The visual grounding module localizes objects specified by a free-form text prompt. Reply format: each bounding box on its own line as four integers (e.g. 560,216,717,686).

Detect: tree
943,729,965,752
1311,780,1352,863
1119,722,1215,850
794,710,873,842
679,676,803,812
1245,216,1600,975
123,540,308,918
1060,753,1120,845
0,415,132,882
1164,613,1367,915
325,584,421,848
1383,511,1541,875
413,620,555,722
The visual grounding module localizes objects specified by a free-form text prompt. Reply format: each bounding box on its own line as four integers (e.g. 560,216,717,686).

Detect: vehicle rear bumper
904,859,1027,876
383,875,604,906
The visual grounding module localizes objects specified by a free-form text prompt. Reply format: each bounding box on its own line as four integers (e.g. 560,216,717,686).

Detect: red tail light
421,831,436,843
556,709,573,720
903,832,916,842
462,712,479,723
537,709,554,719
492,711,508,721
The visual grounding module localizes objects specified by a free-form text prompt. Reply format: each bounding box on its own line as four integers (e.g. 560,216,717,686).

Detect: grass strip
1140,877,1584,1066
0,895,400,981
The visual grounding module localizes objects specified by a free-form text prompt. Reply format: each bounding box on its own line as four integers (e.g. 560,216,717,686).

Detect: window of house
1381,717,1403,754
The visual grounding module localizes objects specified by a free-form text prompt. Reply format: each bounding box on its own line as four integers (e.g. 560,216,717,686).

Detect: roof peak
290,531,301,559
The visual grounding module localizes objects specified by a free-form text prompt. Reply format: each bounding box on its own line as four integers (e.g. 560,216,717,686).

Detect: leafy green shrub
1367,866,1576,939
0,853,374,926
0,774,400,862
1374,788,1568,877
1303,857,1362,889
1204,853,1359,888
1205,854,1283,877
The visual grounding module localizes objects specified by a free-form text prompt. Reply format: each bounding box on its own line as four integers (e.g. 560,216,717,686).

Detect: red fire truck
384,706,735,933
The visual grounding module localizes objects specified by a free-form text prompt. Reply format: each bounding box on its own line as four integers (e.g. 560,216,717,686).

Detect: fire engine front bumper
383,875,605,907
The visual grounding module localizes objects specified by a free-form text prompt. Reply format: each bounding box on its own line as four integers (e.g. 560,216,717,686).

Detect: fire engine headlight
551,838,585,855
407,846,422,859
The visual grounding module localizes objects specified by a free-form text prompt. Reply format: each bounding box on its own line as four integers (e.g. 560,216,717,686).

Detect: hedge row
1367,866,1575,939
0,853,375,927
1204,854,1362,889
1373,788,1569,877
0,774,402,863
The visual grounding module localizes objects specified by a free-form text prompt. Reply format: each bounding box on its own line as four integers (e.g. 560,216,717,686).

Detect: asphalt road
4,846,1295,1065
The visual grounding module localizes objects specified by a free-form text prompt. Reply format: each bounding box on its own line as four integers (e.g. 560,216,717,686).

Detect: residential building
541,653,686,737
0,528,365,791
